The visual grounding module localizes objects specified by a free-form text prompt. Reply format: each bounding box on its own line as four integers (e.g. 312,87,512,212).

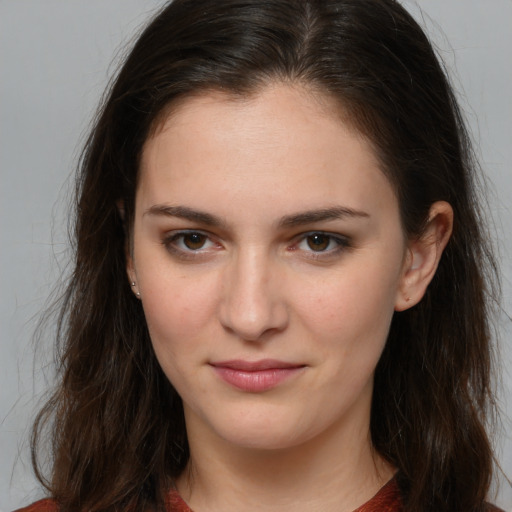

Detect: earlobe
395,201,453,311
125,252,141,298
120,201,141,300
126,255,142,300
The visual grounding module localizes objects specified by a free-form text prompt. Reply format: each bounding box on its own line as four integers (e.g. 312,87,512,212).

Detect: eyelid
162,229,221,258
161,229,351,262
291,231,351,258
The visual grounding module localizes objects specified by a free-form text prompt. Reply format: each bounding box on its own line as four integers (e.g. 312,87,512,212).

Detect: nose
218,249,289,342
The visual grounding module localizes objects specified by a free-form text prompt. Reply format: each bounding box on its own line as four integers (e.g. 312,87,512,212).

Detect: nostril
219,298,289,342
218,255,289,341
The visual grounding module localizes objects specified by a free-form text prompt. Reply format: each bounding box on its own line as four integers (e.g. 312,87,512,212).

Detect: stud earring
130,281,141,299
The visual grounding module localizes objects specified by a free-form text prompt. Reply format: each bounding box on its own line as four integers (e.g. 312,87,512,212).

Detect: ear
126,250,136,286
125,246,142,299
395,201,453,311
116,199,126,223
118,199,141,299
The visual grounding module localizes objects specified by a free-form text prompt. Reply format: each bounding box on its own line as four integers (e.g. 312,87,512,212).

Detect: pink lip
210,359,306,392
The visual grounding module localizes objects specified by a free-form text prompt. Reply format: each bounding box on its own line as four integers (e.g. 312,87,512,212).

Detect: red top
166,477,401,512
15,477,507,512
15,478,401,512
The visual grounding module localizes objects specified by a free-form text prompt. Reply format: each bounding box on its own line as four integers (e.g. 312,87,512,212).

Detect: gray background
1,1,511,510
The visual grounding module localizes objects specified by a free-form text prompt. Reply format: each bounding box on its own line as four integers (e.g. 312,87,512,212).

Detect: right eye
176,232,210,250
162,230,219,258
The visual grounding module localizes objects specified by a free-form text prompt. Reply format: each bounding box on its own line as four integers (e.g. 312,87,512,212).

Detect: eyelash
293,232,351,260
162,230,220,260
161,230,351,261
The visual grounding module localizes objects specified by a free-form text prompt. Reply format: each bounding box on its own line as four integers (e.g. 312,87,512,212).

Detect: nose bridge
219,244,287,341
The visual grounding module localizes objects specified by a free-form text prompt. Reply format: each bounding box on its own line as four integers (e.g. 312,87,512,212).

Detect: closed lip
209,359,306,392
209,359,305,371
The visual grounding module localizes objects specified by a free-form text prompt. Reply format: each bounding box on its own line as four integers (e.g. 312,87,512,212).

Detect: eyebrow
144,204,369,228
144,205,224,226
278,206,370,228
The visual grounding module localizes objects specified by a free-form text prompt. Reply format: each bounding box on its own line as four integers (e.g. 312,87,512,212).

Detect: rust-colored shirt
14,478,507,512
166,477,401,512
15,478,401,512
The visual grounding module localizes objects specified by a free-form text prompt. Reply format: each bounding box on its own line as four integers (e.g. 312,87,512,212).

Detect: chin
198,407,323,452
220,427,308,451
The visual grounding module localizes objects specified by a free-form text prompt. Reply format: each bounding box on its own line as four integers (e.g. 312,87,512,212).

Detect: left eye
297,233,347,253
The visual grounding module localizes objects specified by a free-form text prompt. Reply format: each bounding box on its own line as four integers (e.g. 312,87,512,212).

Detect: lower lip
211,366,304,392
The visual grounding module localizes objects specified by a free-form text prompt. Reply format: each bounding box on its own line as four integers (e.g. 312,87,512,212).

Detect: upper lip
209,359,305,371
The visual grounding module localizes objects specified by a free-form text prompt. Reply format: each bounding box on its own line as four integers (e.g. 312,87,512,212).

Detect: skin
127,83,453,512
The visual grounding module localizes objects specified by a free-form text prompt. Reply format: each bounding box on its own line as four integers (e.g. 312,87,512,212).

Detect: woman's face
130,84,410,451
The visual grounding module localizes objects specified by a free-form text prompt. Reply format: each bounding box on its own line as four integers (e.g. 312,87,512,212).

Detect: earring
131,281,141,299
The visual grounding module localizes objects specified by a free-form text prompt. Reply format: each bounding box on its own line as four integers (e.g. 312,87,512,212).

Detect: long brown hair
32,1,499,511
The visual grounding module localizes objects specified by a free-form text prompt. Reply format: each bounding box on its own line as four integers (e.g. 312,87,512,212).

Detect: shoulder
486,505,506,512
13,499,59,512
354,477,401,511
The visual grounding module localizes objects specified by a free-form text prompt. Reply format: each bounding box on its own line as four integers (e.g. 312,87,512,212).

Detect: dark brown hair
32,1,499,511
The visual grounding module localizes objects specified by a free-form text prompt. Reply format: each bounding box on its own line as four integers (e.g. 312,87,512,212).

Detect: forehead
138,83,397,222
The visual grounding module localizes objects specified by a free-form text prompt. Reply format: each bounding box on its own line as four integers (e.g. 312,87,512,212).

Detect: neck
176,409,394,512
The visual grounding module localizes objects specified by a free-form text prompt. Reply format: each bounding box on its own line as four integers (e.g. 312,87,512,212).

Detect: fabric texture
14,479,506,512
164,477,402,511
14,478,401,512
14,500,57,512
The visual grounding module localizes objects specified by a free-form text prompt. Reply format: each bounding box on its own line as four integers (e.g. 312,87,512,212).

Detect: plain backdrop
1,1,511,510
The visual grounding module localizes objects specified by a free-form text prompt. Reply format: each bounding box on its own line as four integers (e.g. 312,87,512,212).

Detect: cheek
139,273,220,394
291,264,400,351
138,267,220,353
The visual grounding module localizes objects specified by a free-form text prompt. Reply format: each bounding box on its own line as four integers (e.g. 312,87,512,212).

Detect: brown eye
306,233,330,251
163,231,219,259
183,233,208,250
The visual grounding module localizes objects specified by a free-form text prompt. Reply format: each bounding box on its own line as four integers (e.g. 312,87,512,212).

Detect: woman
19,0,503,511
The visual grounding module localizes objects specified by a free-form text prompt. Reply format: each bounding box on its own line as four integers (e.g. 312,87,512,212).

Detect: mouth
209,359,306,392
